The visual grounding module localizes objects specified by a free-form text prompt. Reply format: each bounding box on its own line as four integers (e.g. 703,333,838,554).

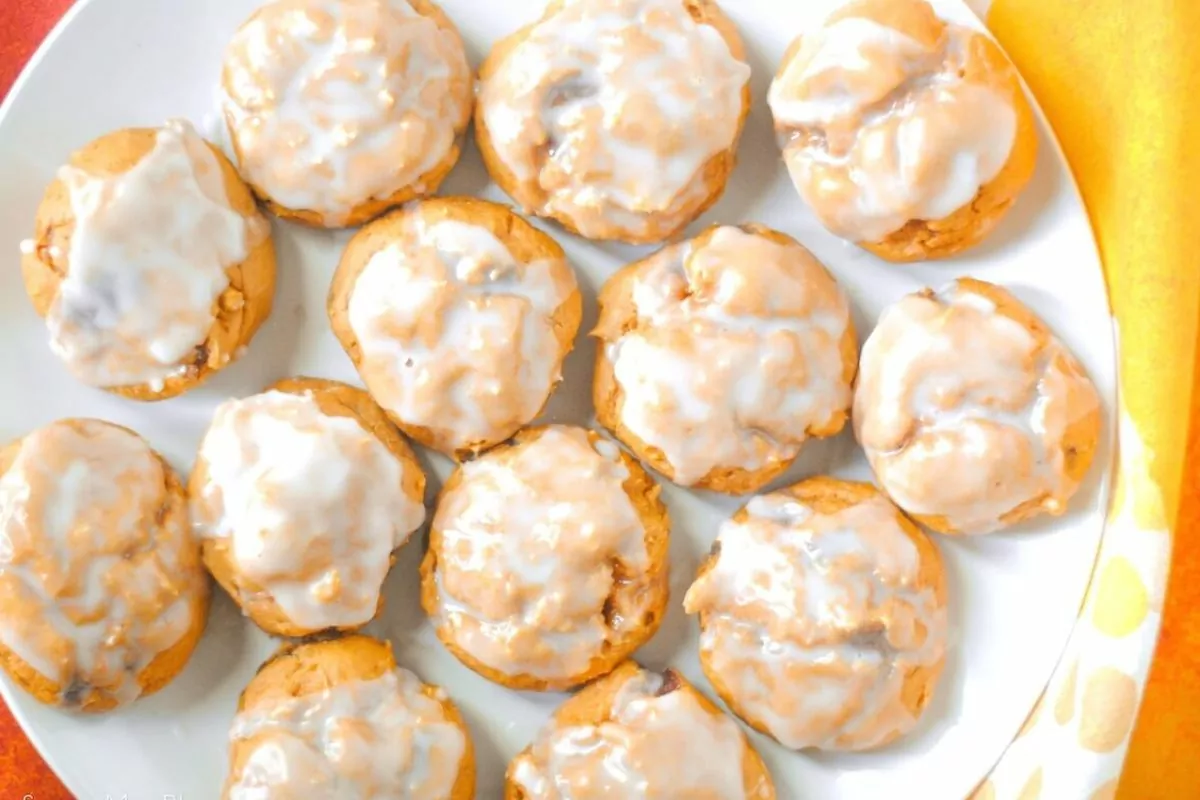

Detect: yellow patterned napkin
968,0,1199,797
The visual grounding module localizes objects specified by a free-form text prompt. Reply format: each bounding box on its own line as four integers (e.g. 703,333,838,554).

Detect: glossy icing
479,0,750,239
227,668,464,798
222,0,472,223
598,226,853,486
511,668,759,799
192,390,425,630
684,489,947,750
347,216,576,454
768,5,1018,241
0,420,203,706
853,282,1101,533
429,427,651,680
42,120,256,389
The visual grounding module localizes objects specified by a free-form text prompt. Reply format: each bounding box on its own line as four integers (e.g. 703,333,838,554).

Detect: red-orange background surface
0,2,1196,798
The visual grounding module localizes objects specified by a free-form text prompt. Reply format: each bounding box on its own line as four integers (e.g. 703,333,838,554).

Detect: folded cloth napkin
1,1,1196,799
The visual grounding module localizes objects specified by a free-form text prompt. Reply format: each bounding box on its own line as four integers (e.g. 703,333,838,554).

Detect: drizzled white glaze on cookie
479,0,750,240
685,488,947,751
511,668,760,799
428,427,652,680
39,121,257,389
854,281,1101,533
769,2,1018,242
0,420,204,707
192,390,425,631
347,216,577,455
221,0,472,223
227,668,465,799
597,226,854,487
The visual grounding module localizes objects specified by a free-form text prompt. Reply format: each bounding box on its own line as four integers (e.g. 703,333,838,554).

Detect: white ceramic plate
0,0,1114,797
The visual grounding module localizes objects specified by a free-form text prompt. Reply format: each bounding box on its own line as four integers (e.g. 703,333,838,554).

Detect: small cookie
221,0,473,227
506,661,775,799
854,278,1103,534
0,419,209,712
420,425,670,691
190,377,426,638
224,635,474,799
684,477,948,751
20,121,276,400
593,224,857,494
476,0,752,243
768,0,1038,261
329,197,582,459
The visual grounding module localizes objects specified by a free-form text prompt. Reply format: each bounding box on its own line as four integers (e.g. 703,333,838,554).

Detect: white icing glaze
511,669,758,799
192,390,425,631
768,12,1018,241
853,282,1101,533
228,668,465,799
0,420,202,706
347,216,576,454
429,426,651,680
479,0,750,239
221,0,472,223
684,489,947,751
46,120,255,388
600,226,853,486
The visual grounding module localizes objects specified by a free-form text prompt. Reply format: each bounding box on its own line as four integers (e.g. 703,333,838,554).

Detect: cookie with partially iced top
506,661,775,799
854,279,1102,535
594,224,858,494
420,425,670,691
476,0,752,244
0,419,209,712
20,122,276,401
329,197,582,459
190,377,427,638
768,0,1038,261
684,477,948,752
220,0,473,227
224,635,474,799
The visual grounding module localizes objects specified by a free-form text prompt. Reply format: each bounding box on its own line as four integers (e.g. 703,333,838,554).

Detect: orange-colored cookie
328,197,582,459
224,635,474,798
769,0,1038,260
506,661,775,798
220,0,473,227
593,223,857,494
0,419,209,712
420,426,670,691
190,377,427,638
854,278,1103,534
21,122,275,400
476,0,752,243
685,477,948,751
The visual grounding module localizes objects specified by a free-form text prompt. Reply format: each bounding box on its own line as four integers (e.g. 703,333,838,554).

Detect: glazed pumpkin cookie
506,661,775,799
20,121,275,400
854,279,1103,534
329,197,582,459
224,635,474,798
190,377,426,638
420,425,670,691
593,224,857,494
476,0,752,243
0,419,209,712
221,0,473,227
768,0,1038,261
684,477,948,751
